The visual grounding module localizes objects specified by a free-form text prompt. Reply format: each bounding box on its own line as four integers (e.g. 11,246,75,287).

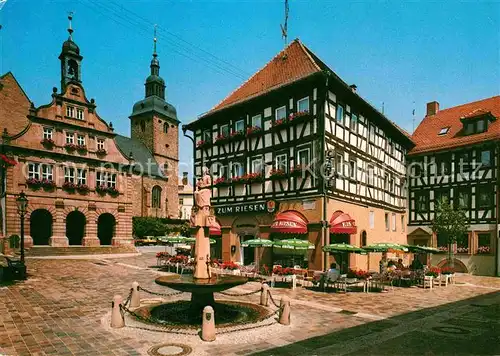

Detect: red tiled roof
201,39,323,117
409,95,500,155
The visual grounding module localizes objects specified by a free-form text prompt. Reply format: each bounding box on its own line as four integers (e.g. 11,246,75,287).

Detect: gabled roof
201,39,323,117
410,95,500,155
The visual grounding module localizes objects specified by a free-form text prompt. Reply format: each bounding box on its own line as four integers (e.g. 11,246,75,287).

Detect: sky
1,0,499,176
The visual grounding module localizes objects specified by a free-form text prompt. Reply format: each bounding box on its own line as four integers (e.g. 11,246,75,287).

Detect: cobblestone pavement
0,252,498,356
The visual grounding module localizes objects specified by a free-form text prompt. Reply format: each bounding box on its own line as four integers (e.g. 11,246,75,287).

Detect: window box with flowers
457,247,469,254
290,164,311,178
27,178,54,190
96,185,108,195
272,110,310,129
0,154,17,167
196,140,211,149
41,179,56,190
96,148,107,156
77,184,90,194
40,138,55,148
214,134,230,145
230,130,245,141
221,261,240,275
64,143,77,151
232,173,263,184
62,181,77,192
76,145,87,153
477,246,491,255
107,186,119,196
246,126,262,137
269,168,287,180
214,177,231,187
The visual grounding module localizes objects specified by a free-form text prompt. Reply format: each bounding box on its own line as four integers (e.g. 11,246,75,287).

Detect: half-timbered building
408,96,500,276
184,39,414,271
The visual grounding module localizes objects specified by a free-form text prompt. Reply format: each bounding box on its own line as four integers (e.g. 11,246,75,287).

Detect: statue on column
191,167,212,227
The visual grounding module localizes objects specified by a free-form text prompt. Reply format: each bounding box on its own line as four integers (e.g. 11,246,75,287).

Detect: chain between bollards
138,285,184,297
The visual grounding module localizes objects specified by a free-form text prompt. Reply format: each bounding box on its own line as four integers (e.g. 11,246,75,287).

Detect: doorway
97,213,115,245
30,209,52,245
66,211,86,245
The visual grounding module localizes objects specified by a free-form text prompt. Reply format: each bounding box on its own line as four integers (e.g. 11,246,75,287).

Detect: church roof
114,135,166,178
130,96,178,122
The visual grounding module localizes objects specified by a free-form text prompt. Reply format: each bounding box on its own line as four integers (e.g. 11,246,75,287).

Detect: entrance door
66,211,86,245
330,233,350,273
239,235,255,265
30,209,52,245
97,213,115,245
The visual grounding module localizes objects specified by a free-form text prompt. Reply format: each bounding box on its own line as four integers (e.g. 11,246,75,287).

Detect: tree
431,198,469,264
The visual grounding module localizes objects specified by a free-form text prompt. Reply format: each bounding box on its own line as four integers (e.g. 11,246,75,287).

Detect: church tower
58,13,83,92
129,28,179,165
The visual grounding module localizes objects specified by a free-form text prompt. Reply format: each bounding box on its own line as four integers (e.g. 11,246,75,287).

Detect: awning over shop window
329,210,357,234
271,211,308,234
209,221,222,236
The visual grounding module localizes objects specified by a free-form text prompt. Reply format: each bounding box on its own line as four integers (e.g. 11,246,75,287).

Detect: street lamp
16,191,28,263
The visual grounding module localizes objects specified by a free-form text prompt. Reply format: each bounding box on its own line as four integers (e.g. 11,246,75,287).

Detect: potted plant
41,179,56,190
26,178,42,189
214,177,230,186
477,246,491,254
346,269,359,282
440,267,454,275
245,173,263,184
76,145,87,153
289,110,309,121
221,261,240,274
269,168,286,180
40,138,55,148
214,133,230,144
231,175,244,185
96,148,107,156
64,143,77,151
290,164,310,178
62,181,77,192
272,117,288,128
246,126,262,137
457,247,469,254
196,140,211,149
425,267,440,278
96,185,108,195
107,186,119,196
77,184,90,194
230,130,245,141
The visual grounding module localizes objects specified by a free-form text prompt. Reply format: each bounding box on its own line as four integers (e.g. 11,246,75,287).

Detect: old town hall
0,17,180,252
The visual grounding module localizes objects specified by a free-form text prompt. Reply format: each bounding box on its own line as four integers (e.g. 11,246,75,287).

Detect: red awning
209,221,222,236
329,211,357,234
271,211,308,234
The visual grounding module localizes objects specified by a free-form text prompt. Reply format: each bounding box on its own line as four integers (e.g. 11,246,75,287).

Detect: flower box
76,145,87,153
96,148,107,156
290,165,311,178
477,246,491,254
64,143,77,151
41,179,56,190
220,261,240,271
40,138,55,148
246,126,262,137
96,185,108,195
230,130,245,141
214,134,230,145
232,173,263,184
196,140,211,149
457,247,469,254
77,184,90,194
62,181,77,191
272,110,310,129
0,154,17,167
26,178,43,189
214,177,231,187
107,186,119,196
269,169,287,180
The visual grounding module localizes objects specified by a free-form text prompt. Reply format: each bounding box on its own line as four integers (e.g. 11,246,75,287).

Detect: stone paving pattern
0,252,498,355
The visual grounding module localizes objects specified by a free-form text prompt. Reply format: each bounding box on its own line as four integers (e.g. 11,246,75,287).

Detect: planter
96,149,107,156
64,144,77,151
40,139,55,149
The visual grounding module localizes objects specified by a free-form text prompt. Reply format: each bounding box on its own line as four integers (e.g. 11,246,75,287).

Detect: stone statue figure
194,167,212,210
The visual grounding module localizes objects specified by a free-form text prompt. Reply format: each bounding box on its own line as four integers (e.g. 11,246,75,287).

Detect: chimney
182,172,188,185
426,101,440,116
349,84,357,93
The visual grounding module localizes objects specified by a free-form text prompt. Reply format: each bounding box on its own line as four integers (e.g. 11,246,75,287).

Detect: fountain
143,168,266,327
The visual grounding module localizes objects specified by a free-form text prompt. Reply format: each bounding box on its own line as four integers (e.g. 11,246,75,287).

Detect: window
42,165,53,181
456,187,470,209
275,154,288,172
438,127,450,135
66,106,75,118
43,127,53,140
434,189,450,206
367,165,374,185
179,198,184,206
297,148,310,167
297,97,309,112
391,213,396,231
336,104,344,123
479,150,491,167
369,211,375,229
77,168,86,185
251,115,262,128
435,156,450,176
464,122,474,135
349,160,356,179
220,124,229,137
369,124,375,142
107,173,117,188
203,130,211,142
477,185,492,208
96,172,106,187
66,132,74,144
477,120,486,133
235,120,244,132
163,163,169,175
231,162,245,178
389,177,394,193
77,135,85,146
275,106,286,121
220,164,229,178
97,139,105,151
76,108,84,120
336,154,344,176
384,174,389,190
401,215,405,232
64,167,75,183
163,123,169,133
28,163,40,179
251,157,263,174
477,233,491,253
152,186,162,208
412,162,422,177
384,213,389,231
456,152,469,172
350,113,358,132
415,192,428,212
437,233,448,248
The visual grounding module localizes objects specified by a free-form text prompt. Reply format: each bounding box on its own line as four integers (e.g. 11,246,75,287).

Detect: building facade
185,39,413,271
408,97,499,276
178,172,194,220
0,20,179,252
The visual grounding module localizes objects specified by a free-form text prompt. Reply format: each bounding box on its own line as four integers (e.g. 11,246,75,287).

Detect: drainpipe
322,72,330,271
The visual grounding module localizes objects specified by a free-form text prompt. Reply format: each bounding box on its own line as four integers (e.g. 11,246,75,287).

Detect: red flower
214,177,229,185
269,168,286,179
221,261,240,270
215,134,229,143
40,138,55,147
196,140,208,148
0,154,17,167
246,126,262,135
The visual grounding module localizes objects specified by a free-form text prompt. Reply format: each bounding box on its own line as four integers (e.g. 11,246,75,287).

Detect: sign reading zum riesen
215,201,276,215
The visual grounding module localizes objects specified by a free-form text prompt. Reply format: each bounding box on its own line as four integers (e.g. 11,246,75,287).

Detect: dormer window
477,120,486,133
66,106,75,118
438,127,450,135
76,108,84,120
464,122,474,135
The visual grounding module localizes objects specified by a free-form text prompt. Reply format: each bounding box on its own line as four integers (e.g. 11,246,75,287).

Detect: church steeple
145,25,165,99
59,12,83,91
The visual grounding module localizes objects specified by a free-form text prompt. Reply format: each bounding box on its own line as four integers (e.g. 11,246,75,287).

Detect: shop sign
271,220,299,228
341,221,355,227
215,200,277,215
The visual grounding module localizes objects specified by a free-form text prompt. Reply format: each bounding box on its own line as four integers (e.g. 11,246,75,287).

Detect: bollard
130,281,140,308
291,274,297,290
201,306,216,341
110,295,125,328
278,296,291,325
260,283,269,306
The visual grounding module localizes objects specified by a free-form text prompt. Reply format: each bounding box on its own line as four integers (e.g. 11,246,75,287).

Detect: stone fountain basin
155,275,248,294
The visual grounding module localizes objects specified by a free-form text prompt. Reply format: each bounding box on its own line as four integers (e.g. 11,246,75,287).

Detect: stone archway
30,209,52,245
232,216,260,265
66,211,86,245
97,213,116,245
437,258,468,273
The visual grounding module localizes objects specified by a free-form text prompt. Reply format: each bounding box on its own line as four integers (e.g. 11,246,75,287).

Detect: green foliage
431,198,469,246
132,217,191,238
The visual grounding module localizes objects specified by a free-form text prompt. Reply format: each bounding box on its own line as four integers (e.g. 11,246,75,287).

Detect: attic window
438,127,450,135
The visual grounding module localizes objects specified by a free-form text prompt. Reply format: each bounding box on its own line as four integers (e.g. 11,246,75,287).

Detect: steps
20,245,138,257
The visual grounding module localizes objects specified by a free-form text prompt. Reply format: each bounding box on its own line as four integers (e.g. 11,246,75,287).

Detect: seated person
387,260,397,271
410,257,424,270
319,263,340,289
396,258,405,269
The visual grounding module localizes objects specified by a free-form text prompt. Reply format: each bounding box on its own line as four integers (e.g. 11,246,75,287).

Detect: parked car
134,237,158,246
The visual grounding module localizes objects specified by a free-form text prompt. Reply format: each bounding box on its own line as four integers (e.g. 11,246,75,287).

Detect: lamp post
16,191,28,263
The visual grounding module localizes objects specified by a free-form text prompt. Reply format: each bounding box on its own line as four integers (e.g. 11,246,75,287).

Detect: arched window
163,122,169,134
152,185,162,208
360,231,367,247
